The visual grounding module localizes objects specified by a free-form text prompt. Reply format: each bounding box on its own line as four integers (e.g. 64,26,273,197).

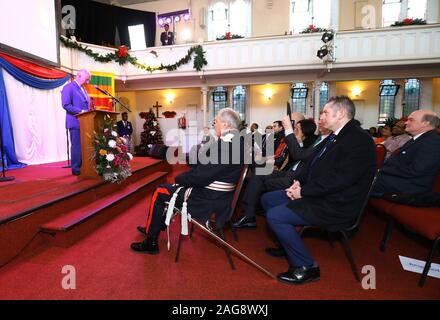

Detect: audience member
382,120,411,158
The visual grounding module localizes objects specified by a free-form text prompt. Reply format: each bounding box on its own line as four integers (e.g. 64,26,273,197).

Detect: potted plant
162,111,177,118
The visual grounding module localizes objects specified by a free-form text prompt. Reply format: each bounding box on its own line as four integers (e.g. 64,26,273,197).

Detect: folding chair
299,171,378,282
173,165,249,268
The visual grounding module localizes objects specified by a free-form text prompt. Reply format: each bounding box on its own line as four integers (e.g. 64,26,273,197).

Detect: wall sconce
263,89,273,101
351,86,362,98
166,92,175,104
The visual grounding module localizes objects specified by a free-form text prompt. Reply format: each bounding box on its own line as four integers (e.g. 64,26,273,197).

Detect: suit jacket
174,130,245,228
160,31,174,45
116,120,133,137
288,120,376,231
376,130,440,194
61,81,90,129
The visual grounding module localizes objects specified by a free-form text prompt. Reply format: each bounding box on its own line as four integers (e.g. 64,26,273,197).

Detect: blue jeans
262,190,315,267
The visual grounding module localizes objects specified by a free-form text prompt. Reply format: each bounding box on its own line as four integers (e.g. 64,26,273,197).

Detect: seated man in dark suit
261,96,376,285
373,110,440,196
130,108,245,254
116,112,133,152
233,114,329,228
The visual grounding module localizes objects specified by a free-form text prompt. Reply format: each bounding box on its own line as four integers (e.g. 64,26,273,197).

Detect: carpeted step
40,171,167,234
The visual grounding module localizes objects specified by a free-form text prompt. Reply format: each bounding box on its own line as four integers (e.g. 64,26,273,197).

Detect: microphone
94,85,110,96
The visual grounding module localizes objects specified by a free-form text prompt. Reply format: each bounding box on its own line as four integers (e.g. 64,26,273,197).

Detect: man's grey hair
327,95,356,120
217,108,241,130
422,113,440,129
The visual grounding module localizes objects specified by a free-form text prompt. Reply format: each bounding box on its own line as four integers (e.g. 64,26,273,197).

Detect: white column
313,81,322,122
201,86,209,127
331,0,340,31
395,79,405,119
427,0,440,24
420,78,434,111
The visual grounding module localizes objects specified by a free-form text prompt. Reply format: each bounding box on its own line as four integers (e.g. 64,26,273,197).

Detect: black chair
171,165,250,270
299,171,378,282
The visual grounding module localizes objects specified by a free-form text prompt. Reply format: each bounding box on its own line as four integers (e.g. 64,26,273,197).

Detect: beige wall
248,84,291,131
336,80,380,128
117,88,204,146
252,0,290,37
433,78,440,115
339,0,382,31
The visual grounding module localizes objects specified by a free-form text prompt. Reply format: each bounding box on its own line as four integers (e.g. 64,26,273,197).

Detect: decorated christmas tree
137,109,164,156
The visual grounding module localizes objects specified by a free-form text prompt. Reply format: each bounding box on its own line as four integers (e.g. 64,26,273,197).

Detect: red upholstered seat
375,144,386,169
369,198,396,213
388,205,440,241
432,171,440,193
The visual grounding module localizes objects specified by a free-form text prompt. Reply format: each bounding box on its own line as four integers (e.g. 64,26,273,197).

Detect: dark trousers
69,128,81,174
145,184,183,238
261,190,314,267
242,171,294,218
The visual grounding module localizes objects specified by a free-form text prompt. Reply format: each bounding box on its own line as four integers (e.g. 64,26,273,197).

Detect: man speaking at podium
61,69,91,176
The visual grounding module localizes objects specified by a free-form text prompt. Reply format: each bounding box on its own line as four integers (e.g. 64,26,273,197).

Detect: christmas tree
137,108,164,156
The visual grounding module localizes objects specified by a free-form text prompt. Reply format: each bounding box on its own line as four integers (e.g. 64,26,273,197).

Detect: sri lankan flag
84,72,115,111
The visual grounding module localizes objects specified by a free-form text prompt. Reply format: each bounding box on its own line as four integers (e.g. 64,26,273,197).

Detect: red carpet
0,158,161,221
0,165,439,300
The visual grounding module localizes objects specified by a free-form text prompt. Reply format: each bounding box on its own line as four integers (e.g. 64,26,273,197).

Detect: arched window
403,78,420,116
290,0,331,34
319,82,329,112
379,80,399,124
232,85,246,121
208,0,251,41
212,86,228,118
382,0,427,27
291,83,308,114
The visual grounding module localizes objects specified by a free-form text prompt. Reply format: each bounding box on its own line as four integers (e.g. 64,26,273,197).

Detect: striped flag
84,72,115,111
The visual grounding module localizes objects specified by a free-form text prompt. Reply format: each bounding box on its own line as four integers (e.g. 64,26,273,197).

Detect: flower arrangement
300,25,330,34
216,32,244,40
93,115,133,183
390,18,427,26
162,111,177,118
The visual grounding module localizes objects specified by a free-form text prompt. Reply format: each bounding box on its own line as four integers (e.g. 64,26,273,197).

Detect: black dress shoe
265,247,286,258
130,237,159,255
72,171,80,176
137,226,146,235
277,266,320,285
232,216,257,229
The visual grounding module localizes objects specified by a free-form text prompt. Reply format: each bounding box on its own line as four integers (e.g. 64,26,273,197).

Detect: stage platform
0,157,171,265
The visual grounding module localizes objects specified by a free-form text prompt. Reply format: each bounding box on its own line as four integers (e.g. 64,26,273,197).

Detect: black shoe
277,266,320,285
232,216,257,229
265,247,286,258
72,171,80,176
130,237,159,255
137,226,147,236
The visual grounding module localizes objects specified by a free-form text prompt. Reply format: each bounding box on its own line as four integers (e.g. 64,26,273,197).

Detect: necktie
310,133,336,167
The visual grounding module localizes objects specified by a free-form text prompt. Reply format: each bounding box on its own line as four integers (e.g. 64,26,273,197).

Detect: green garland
216,34,244,40
390,18,427,27
60,36,208,72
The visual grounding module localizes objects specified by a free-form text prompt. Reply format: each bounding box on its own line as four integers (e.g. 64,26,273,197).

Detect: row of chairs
166,144,438,287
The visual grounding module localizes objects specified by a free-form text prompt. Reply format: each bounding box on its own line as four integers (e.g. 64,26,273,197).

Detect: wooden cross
153,101,162,118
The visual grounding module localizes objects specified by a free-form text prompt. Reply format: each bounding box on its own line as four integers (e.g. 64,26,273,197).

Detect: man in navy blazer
262,96,376,285
117,112,133,152
61,69,91,175
374,110,440,195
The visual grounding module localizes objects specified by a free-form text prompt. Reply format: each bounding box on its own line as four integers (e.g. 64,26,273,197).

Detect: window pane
403,79,420,116
232,85,246,121
128,24,146,50
313,0,331,29
408,0,426,19
213,86,228,118
382,0,402,27
292,83,308,114
230,0,249,36
209,2,228,40
319,82,329,111
290,0,311,33
379,80,397,123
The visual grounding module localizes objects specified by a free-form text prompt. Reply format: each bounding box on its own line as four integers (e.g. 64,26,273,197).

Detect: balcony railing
60,24,440,80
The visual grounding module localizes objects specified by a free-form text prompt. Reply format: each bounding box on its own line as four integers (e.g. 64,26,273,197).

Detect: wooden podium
75,110,119,179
